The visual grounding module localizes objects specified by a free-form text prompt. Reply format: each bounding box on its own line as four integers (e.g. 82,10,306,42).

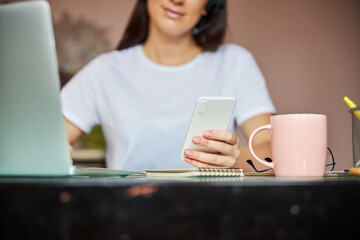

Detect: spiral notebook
145,168,244,178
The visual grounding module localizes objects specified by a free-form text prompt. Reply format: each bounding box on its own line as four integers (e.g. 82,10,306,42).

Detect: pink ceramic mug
248,114,327,177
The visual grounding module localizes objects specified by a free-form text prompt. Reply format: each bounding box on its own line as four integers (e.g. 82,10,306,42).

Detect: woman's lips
164,7,184,19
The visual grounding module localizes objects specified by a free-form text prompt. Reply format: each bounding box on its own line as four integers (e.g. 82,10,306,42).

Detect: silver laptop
0,1,141,176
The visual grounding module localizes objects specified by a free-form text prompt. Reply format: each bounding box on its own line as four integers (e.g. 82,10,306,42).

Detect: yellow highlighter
343,96,360,120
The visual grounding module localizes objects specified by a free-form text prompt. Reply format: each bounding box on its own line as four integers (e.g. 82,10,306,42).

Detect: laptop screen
0,1,72,175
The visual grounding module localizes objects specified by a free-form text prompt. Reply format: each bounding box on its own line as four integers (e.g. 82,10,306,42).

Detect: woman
61,0,276,171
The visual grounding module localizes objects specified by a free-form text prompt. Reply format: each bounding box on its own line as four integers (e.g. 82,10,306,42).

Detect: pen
343,96,360,120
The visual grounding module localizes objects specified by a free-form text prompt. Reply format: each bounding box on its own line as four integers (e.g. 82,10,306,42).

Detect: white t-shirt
60,43,276,171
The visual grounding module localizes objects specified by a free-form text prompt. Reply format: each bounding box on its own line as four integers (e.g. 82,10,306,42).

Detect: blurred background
1,0,359,170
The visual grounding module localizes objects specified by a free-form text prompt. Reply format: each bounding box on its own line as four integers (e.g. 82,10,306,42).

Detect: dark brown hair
116,0,227,52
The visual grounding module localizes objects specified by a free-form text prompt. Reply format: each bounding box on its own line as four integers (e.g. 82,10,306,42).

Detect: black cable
246,159,272,173
326,147,335,171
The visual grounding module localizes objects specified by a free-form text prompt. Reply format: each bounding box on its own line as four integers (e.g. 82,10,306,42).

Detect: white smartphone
180,96,237,161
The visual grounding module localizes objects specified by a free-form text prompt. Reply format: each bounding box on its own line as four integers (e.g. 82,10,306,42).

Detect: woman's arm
64,118,84,150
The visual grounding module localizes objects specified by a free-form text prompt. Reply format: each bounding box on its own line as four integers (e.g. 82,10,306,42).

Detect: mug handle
248,124,274,169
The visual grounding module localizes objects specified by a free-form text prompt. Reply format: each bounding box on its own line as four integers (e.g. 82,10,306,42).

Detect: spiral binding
198,168,243,177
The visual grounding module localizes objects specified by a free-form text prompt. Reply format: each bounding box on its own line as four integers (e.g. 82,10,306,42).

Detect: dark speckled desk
0,174,359,240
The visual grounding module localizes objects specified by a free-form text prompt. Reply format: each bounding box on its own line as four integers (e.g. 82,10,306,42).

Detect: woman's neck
142,26,202,66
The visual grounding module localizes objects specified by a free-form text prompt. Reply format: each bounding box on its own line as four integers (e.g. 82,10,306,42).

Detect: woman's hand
183,130,241,168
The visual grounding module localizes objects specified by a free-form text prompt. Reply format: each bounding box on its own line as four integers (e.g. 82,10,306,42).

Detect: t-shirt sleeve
234,52,276,126
60,59,101,133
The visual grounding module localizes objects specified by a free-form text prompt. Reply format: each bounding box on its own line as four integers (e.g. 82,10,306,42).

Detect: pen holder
350,107,360,167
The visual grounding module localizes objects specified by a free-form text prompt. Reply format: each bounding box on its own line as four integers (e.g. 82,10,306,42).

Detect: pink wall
227,0,360,171
47,0,360,171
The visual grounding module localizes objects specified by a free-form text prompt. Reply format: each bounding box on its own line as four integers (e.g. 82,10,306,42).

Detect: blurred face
147,0,208,36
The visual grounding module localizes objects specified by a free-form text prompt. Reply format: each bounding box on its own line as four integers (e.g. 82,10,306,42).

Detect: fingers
184,149,235,167
204,130,238,145
184,157,226,168
192,133,240,156
192,136,233,155
184,130,240,168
